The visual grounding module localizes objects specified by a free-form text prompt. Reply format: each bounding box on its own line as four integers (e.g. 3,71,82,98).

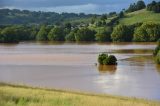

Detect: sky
0,0,155,14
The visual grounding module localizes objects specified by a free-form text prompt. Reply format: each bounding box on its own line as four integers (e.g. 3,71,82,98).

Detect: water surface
0,42,160,100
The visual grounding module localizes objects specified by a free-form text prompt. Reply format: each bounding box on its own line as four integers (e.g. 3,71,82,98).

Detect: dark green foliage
154,41,160,64
64,23,72,30
111,25,133,42
118,11,124,18
147,1,160,13
104,55,117,65
153,41,160,56
75,28,96,41
107,16,119,26
133,22,160,42
28,26,39,40
126,0,146,12
36,26,48,41
98,53,117,65
96,21,103,27
48,27,65,41
0,25,33,43
0,27,19,43
108,12,117,17
0,9,98,25
65,28,79,41
98,53,108,65
136,0,146,10
101,14,107,21
65,31,76,41
156,51,160,64
95,27,112,42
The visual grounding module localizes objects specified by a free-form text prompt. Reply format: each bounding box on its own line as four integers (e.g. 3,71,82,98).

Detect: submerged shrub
98,53,108,65
153,40,160,56
156,51,160,64
98,53,117,65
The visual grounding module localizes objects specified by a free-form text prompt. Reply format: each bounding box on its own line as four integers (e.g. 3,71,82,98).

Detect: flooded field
0,42,160,100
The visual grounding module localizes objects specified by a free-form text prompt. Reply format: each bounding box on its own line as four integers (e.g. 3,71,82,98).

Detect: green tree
156,50,160,64
75,28,96,41
1,27,19,43
36,26,48,41
95,27,112,42
98,53,108,65
118,11,124,18
65,28,78,41
64,22,71,30
101,14,107,21
147,1,160,13
136,0,146,10
111,25,133,42
48,27,65,41
133,22,160,42
153,41,160,56
98,53,117,65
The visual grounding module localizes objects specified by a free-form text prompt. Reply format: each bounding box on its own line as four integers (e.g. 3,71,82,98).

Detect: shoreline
0,82,160,106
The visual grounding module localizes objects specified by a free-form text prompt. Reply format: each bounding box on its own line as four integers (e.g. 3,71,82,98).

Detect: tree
98,53,108,65
95,27,112,42
153,41,160,56
75,28,96,41
118,11,124,18
111,25,133,42
103,55,117,65
65,28,78,41
156,50,160,64
96,21,102,27
48,27,65,41
98,53,117,65
36,26,48,41
0,27,19,43
101,14,107,21
64,22,71,30
147,1,160,13
126,0,146,12
28,26,39,40
136,0,146,10
133,22,160,42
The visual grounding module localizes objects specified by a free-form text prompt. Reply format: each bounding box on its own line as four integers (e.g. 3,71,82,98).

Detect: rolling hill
119,9,160,25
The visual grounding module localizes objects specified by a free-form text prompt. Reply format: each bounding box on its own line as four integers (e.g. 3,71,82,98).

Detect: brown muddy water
0,42,160,100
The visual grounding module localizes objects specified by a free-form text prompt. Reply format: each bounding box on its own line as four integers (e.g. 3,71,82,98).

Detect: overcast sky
0,0,154,14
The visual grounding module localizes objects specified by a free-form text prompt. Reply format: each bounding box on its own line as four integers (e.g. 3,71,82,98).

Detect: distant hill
119,9,160,25
0,9,98,25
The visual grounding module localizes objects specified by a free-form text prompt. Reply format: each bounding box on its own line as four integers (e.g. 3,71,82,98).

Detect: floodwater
0,42,160,100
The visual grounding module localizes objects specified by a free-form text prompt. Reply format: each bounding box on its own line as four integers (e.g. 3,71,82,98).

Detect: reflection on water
156,64,160,74
113,49,153,54
98,65,117,74
0,42,160,100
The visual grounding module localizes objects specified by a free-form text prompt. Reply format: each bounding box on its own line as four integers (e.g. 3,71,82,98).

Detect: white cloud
6,4,124,14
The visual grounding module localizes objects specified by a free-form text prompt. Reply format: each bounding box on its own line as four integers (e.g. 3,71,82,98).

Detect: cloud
0,0,154,14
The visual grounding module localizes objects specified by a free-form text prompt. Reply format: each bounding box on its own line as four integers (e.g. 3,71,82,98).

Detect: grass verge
0,82,160,106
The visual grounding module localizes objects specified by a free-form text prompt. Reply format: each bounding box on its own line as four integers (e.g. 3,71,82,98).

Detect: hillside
0,9,98,25
119,9,160,25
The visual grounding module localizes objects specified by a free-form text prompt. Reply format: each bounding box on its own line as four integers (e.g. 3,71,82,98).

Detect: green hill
119,9,160,25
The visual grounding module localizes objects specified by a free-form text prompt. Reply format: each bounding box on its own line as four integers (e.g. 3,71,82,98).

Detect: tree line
147,1,160,13
0,9,99,25
126,0,160,13
0,22,160,43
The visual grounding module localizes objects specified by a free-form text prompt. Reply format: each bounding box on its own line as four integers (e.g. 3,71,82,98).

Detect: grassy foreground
0,83,160,106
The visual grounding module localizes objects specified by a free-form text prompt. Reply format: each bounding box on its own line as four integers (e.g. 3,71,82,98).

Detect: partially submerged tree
98,53,117,65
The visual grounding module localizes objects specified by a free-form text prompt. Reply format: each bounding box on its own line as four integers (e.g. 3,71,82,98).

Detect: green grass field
0,83,160,106
119,9,160,25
